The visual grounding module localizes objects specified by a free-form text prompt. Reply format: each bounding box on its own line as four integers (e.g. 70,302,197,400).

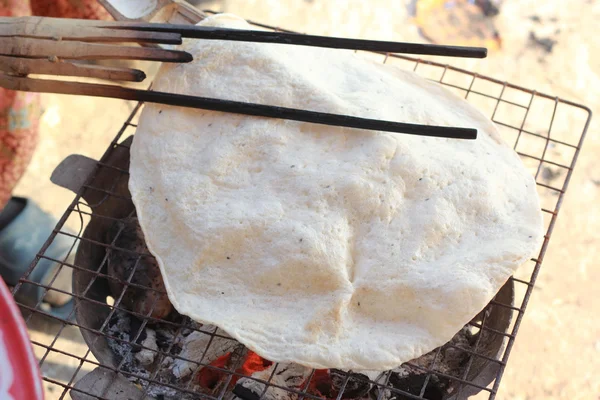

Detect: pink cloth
0,0,110,207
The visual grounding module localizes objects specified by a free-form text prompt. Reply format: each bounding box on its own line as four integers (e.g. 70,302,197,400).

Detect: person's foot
0,197,75,318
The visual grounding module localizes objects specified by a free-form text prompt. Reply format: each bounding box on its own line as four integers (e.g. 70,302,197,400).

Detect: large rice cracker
129,14,543,370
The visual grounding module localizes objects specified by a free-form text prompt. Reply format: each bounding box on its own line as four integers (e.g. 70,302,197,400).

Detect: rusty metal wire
10,15,591,400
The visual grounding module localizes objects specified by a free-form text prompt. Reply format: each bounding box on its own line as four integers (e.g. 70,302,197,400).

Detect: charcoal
234,363,310,400
129,316,147,352
389,372,447,400
233,385,261,400
156,329,174,350
171,344,183,355
172,328,240,380
135,329,158,366
330,370,371,399
102,288,480,400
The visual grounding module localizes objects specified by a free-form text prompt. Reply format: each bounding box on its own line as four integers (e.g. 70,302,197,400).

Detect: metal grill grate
11,16,591,400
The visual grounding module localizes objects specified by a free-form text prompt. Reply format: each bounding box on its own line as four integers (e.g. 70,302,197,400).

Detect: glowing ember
198,352,363,399
240,351,274,377
197,353,231,390
306,370,334,398
197,351,274,390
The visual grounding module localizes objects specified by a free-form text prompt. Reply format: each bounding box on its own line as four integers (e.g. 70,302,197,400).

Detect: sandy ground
14,1,599,399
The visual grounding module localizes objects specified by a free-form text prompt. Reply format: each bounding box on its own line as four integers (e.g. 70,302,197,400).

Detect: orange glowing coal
196,351,273,390
304,369,336,398
196,352,340,399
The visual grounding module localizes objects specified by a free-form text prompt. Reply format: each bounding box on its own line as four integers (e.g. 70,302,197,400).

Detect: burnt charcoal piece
106,216,173,319
128,317,148,353
170,344,183,356
233,384,261,400
388,372,447,400
376,326,474,399
156,329,172,351
330,370,371,399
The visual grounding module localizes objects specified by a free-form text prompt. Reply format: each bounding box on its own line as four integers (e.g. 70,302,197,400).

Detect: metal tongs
0,0,486,139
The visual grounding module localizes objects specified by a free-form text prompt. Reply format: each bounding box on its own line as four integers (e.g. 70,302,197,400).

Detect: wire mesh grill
11,15,591,400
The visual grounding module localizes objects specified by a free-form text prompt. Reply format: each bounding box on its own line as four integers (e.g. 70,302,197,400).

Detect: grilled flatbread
129,14,543,370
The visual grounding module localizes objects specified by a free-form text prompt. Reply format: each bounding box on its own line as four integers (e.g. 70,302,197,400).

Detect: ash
377,327,476,400
396,327,474,377
105,310,477,400
106,310,206,400
106,312,150,380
